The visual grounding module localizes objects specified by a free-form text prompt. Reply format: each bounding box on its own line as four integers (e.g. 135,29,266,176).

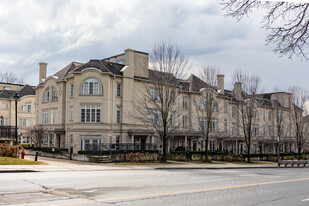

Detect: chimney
233,82,243,101
39,62,47,84
217,74,224,94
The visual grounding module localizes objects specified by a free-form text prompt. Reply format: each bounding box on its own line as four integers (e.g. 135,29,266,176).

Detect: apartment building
35,48,298,154
0,82,36,144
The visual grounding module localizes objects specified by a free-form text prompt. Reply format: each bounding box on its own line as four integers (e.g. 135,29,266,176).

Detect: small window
268,111,272,120
183,116,188,128
183,97,188,109
51,109,57,124
116,106,121,123
232,107,236,117
70,134,74,147
224,119,228,132
42,110,49,124
150,88,160,101
224,102,227,113
116,83,121,97
19,102,31,113
70,106,74,121
2,102,9,110
171,91,176,103
70,84,74,97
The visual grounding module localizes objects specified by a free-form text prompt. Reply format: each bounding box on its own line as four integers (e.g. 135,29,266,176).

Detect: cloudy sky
0,0,308,92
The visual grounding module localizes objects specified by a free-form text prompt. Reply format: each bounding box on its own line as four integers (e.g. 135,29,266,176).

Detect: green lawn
0,156,46,165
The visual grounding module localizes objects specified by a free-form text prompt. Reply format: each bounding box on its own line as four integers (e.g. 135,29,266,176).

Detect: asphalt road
0,167,309,206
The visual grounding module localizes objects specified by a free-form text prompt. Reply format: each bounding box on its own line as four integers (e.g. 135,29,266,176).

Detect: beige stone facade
35,49,299,155
0,83,36,144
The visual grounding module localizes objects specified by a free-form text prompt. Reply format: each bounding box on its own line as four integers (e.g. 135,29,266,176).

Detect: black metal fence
81,143,157,155
0,126,15,139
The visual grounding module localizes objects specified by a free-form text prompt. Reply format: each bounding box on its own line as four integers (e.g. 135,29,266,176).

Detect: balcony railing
84,143,157,152
0,126,16,139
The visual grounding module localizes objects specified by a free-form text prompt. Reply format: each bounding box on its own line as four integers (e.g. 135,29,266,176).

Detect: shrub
0,143,25,158
115,152,159,163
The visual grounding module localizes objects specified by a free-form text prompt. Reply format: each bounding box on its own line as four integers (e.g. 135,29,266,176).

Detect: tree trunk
247,144,251,163
205,139,209,162
162,128,167,163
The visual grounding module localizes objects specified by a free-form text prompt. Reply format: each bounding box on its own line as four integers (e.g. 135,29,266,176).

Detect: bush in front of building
115,152,159,163
0,143,24,158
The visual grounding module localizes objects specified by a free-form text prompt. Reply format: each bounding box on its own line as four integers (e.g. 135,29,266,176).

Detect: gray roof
0,84,35,99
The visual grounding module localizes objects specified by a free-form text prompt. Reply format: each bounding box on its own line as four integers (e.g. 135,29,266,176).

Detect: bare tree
193,88,219,162
0,71,24,84
288,86,309,159
27,127,43,148
200,65,221,87
133,42,190,162
222,1,309,60
232,70,262,162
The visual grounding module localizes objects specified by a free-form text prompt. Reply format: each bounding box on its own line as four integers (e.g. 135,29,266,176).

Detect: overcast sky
0,0,308,92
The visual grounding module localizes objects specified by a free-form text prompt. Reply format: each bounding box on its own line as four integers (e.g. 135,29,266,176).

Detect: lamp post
13,92,19,145
0,115,3,138
277,136,280,166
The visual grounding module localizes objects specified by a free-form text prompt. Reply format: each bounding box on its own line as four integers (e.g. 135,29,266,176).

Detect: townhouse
0,82,36,144
35,48,298,154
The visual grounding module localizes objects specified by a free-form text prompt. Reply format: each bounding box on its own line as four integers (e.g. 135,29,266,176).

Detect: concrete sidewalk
0,155,290,173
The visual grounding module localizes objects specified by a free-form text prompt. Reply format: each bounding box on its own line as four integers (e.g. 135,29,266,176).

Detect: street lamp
0,115,3,138
13,92,19,145
277,136,280,166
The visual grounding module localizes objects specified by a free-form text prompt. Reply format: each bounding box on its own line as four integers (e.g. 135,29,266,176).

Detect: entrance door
141,136,146,150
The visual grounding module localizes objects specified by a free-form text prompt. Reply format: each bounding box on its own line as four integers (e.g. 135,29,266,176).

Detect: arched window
81,78,102,95
19,102,31,113
51,87,58,101
43,88,49,102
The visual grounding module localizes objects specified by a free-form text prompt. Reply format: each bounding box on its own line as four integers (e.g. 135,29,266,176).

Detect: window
253,125,259,136
43,88,49,102
210,140,215,152
224,119,228,132
232,125,237,136
232,107,236,117
183,116,188,128
116,106,121,123
51,87,58,101
199,98,207,110
150,110,161,125
70,106,74,121
81,105,101,123
51,109,57,124
19,102,31,113
263,110,265,120
2,102,9,110
224,102,227,113
198,117,206,130
2,117,9,126
210,119,218,132
263,125,266,136
49,134,54,145
170,112,176,126
268,111,272,120
70,84,74,97
42,110,49,124
150,88,160,100
171,91,176,103
18,118,31,127
116,83,121,97
43,134,48,144
183,97,188,108
70,134,74,147
212,101,218,112
268,125,272,137
253,109,259,119
116,136,121,150
81,78,102,95
80,135,101,150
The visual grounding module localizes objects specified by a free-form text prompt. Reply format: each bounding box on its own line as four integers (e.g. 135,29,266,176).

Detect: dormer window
51,87,58,101
43,88,49,102
81,78,102,95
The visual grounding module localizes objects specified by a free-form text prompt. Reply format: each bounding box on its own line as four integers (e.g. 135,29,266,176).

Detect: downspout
65,81,68,149
110,75,115,159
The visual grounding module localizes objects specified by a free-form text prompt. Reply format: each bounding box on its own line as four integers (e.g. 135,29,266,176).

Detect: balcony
0,126,16,139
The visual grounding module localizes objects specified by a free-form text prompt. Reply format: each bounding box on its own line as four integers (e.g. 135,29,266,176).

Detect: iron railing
84,143,157,152
0,126,16,139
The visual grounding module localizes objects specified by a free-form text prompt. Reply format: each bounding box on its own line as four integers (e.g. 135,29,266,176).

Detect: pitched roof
0,85,35,99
